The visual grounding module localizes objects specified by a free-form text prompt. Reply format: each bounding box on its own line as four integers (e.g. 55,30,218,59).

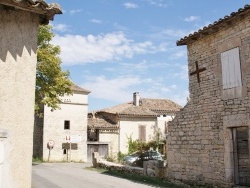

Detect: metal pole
69,135,71,162
48,148,51,161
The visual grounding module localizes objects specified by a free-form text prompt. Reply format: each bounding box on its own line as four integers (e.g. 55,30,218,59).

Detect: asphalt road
32,163,154,188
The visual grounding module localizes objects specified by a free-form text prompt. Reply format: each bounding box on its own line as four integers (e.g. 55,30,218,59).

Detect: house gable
168,4,250,187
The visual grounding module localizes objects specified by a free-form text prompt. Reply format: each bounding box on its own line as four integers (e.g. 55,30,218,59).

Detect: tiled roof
177,4,250,46
71,83,91,94
1,0,62,24
88,117,118,129
98,98,182,117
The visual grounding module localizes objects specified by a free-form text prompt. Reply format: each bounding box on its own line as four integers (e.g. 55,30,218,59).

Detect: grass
32,157,85,163
32,157,43,163
85,167,184,188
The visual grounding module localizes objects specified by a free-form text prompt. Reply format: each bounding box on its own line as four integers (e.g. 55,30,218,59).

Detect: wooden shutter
221,47,242,89
139,125,146,142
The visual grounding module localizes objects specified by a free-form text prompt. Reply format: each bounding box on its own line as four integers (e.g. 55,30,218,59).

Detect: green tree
35,25,72,114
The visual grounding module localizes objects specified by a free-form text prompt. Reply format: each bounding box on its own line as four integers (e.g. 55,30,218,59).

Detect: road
32,163,154,188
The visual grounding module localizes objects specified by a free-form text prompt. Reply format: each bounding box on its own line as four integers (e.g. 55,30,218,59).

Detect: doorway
232,127,250,186
87,144,108,162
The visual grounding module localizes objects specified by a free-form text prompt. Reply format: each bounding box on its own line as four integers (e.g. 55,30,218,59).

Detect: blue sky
46,0,249,111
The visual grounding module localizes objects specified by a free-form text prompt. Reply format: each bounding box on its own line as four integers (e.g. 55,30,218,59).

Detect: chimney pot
133,92,140,106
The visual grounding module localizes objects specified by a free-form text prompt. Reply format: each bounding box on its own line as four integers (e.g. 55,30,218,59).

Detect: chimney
133,92,140,106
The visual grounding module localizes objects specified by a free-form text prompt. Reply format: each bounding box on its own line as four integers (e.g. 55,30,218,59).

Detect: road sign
48,140,55,149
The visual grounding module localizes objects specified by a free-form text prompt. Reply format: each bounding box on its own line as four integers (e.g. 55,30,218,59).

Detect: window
221,47,242,89
139,125,146,142
64,120,70,130
87,129,99,141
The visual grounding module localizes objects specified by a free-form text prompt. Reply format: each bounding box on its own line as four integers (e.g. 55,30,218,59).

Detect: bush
117,151,126,163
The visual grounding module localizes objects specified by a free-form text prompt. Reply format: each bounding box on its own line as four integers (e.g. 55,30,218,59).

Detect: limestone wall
42,92,88,162
0,9,39,188
99,132,119,158
119,118,156,154
168,12,250,187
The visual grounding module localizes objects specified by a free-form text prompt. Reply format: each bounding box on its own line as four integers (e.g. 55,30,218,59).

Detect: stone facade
119,117,159,154
168,5,250,187
0,1,61,187
88,92,181,160
34,85,90,162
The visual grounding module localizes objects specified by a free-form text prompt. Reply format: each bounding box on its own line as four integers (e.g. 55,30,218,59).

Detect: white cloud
170,49,187,59
89,19,102,24
123,2,138,9
161,29,188,38
82,75,142,103
82,74,187,108
143,0,169,8
149,29,189,41
53,32,164,65
69,9,82,15
184,16,199,22
52,24,70,32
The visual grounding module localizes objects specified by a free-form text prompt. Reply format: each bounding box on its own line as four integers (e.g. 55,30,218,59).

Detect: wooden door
233,127,250,186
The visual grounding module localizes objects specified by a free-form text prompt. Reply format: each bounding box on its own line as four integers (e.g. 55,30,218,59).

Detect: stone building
168,5,250,187
87,92,181,161
0,1,61,187
33,84,90,162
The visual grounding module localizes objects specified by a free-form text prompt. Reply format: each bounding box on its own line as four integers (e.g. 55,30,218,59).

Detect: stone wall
42,92,88,162
0,8,39,188
167,11,250,187
99,131,119,158
92,152,167,178
119,118,156,153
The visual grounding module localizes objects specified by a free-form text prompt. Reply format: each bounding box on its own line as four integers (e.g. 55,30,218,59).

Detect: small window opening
64,120,70,130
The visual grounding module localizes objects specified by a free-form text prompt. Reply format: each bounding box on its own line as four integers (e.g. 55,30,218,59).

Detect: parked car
123,150,163,167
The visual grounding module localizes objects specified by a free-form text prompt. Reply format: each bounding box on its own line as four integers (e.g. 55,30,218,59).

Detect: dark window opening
64,120,70,130
63,149,67,154
87,129,99,141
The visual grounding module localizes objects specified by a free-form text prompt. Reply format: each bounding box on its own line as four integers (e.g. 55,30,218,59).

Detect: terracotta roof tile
88,117,118,129
71,83,91,94
1,0,62,24
177,4,250,45
98,98,182,117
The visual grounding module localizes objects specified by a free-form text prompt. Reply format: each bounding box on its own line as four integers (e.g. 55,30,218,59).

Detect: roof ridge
1,0,62,24
71,83,91,94
177,4,250,45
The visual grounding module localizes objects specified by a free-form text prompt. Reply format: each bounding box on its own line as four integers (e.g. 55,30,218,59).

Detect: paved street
32,163,154,188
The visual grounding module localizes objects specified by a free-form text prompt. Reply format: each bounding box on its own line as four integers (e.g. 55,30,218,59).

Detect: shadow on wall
0,8,37,62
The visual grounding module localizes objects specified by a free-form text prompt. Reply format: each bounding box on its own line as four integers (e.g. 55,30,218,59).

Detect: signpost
47,140,55,161
64,135,81,162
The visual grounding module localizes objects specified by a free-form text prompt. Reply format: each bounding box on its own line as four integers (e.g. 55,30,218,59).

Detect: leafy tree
35,25,72,114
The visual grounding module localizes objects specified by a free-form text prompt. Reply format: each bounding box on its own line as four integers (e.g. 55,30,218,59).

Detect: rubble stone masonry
168,10,250,187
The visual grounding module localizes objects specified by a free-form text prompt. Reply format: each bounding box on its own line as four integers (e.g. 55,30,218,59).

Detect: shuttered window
139,125,146,142
221,47,242,89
